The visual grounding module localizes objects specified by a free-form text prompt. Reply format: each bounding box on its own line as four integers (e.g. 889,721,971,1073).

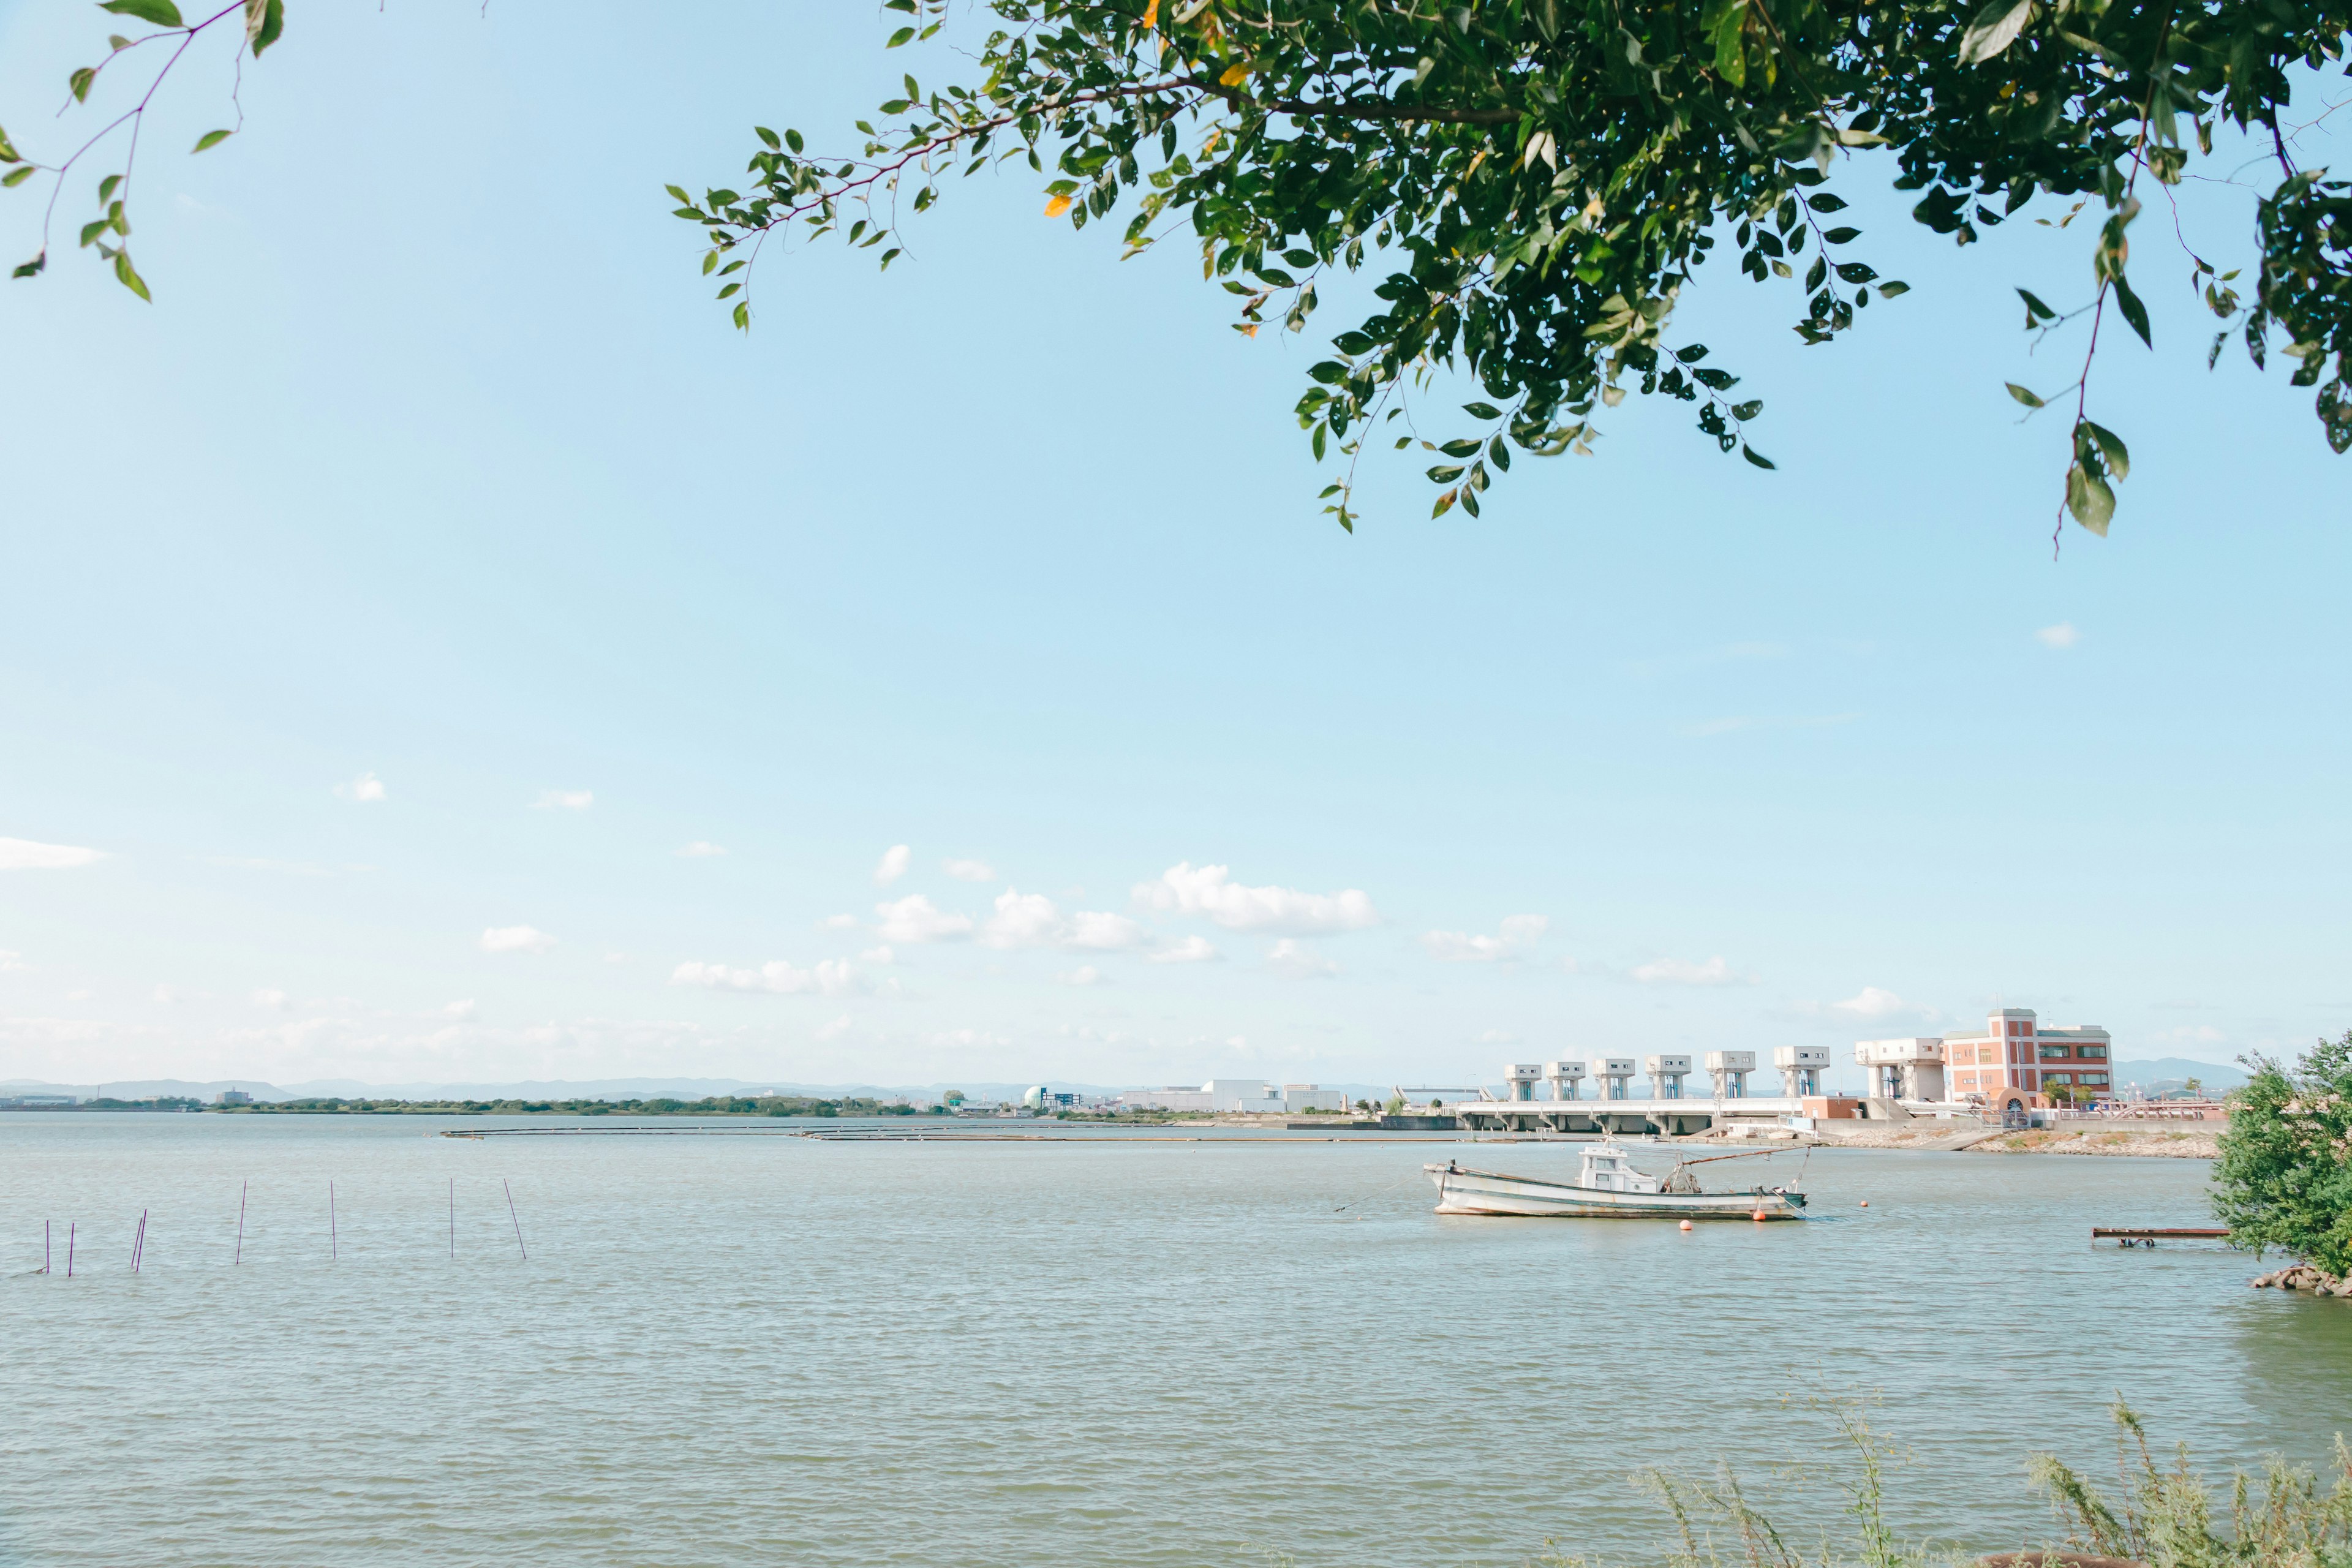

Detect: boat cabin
1578,1142,1663,1194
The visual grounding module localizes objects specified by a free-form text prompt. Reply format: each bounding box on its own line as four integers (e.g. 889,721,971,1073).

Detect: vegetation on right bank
2214,1031,2352,1285
1548,1403,2350,1568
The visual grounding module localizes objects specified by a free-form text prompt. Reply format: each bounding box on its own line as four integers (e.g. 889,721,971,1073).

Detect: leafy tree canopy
7,0,2349,538
668,0,2352,535
2212,1030,2352,1278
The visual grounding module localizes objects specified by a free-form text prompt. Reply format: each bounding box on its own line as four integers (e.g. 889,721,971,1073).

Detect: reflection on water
2,1115,2345,1568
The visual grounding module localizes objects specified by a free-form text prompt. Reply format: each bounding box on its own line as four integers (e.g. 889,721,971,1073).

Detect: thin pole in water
44,1219,51,1275
132,1209,147,1272
235,1180,247,1265
66,1222,75,1278
330,1181,337,1261
503,1178,526,1261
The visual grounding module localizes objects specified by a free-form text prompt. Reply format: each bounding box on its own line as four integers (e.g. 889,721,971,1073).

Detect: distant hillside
2111,1057,2245,1091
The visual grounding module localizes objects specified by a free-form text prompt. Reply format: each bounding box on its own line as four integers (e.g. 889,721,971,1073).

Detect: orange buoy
1859,1199,1869,1207
1679,1219,1694,1231
1751,1208,1769,1222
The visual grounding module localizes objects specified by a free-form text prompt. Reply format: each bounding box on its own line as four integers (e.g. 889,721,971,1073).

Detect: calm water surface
3,1114,2347,1568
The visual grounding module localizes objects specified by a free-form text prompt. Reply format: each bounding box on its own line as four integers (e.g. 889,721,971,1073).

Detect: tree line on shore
216,1095,937,1117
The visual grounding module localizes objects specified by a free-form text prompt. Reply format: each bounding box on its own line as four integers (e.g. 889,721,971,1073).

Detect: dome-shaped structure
1021,1085,1047,1109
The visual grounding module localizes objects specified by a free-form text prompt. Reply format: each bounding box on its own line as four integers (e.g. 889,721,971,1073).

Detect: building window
2080,1074,2109,1086
2079,1046,2106,1060
2038,1045,2071,1060
2045,1072,2073,1085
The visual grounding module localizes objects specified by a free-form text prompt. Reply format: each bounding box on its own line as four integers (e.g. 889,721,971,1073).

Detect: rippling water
4,1114,2346,1567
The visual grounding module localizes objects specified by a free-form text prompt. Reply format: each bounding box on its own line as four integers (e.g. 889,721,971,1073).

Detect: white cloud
980,889,1063,949
480,925,557,956
1066,910,1147,950
671,958,858,996
1630,955,1752,987
1058,965,1107,987
1133,862,1380,934
872,844,911,886
1148,935,1223,964
943,858,996,882
932,1027,1012,1049
2035,622,2081,649
815,1014,854,1041
974,889,1149,952
821,913,861,930
1831,986,1910,1018
443,1000,478,1019
533,789,594,811
153,984,181,1003
1265,938,1341,979
251,988,288,1009
874,894,973,944
0,950,28,973
1423,914,1549,963
333,773,387,804
859,945,896,964
676,841,728,858
0,837,106,871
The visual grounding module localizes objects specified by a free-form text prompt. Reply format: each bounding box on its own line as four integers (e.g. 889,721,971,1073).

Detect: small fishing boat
1425,1137,1807,1219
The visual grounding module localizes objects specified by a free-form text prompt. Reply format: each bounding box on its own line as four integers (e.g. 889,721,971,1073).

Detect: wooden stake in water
235,1179,248,1265
132,1209,148,1273
66,1221,75,1278
330,1181,338,1262
504,1178,527,1261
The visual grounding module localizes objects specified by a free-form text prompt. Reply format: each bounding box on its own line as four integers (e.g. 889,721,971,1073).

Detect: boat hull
1426,1163,1805,1219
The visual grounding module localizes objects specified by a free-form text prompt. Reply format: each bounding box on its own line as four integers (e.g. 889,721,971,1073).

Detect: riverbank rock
2250,1265,2352,1296
1965,1129,2219,1159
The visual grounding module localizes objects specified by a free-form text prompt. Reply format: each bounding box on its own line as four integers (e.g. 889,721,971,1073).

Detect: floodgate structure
1441,1009,2109,1135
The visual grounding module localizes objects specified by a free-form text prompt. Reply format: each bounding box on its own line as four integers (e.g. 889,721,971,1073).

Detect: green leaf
1462,401,1504,420
755,126,781,150
1834,262,1878,284
78,218,109,248
1439,439,1480,458
1730,399,1763,421
1741,445,1776,470
886,25,915,47
99,0,185,27
192,129,232,153
1957,0,2034,63
0,124,18,163
1804,256,1827,292
701,250,717,275
11,251,45,278
1877,280,1910,298
0,166,31,187
247,0,284,56
2017,288,2057,322
785,129,804,153
98,174,121,202
2065,462,2114,535
69,67,95,103
1804,193,1848,213
113,249,151,301
2081,420,2130,480
1821,226,1861,244
2111,274,2152,348
2005,383,2045,408
1427,465,1465,483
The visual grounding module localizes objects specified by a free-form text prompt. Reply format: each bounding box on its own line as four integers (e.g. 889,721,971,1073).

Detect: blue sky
2,0,2346,1091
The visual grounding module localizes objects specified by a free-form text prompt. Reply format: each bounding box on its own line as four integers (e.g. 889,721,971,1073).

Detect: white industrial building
1115,1079,1343,1114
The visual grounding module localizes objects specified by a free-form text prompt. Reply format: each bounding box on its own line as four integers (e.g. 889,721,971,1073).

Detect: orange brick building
1942,1008,2113,1112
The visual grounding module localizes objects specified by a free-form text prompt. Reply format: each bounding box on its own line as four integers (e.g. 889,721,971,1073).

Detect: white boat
1425,1138,1807,1219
